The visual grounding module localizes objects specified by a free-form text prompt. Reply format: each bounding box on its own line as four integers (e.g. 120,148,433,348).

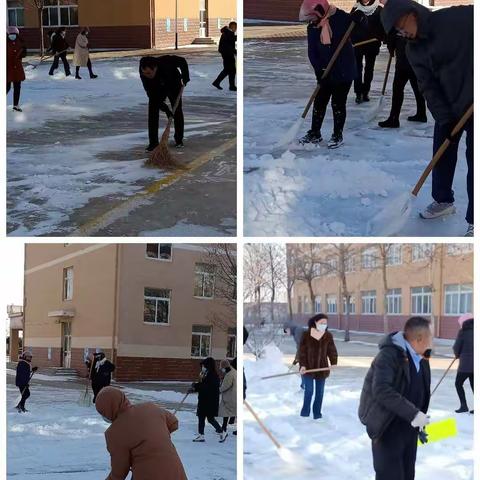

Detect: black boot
355,93,363,104
363,92,370,102
212,81,222,90
378,117,400,128
299,130,322,145
455,405,469,413
75,67,82,80
407,113,427,123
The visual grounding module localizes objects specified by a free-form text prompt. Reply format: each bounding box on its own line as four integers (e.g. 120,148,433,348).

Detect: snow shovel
24,49,68,70
173,392,190,415
418,418,458,446
367,104,473,236
78,358,95,407
146,85,186,170
13,371,36,408
244,400,312,469
274,22,356,150
261,367,331,380
431,358,457,397
364,52,393,122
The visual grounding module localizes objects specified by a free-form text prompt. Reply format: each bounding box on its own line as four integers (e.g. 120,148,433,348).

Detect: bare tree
30,0,46,55
295,244,320,313
285,245,301,322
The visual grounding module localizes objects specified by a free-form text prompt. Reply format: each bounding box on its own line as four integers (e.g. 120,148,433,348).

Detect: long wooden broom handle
173,392,190,415
244,400,282,449
261,366,332,380
412,104,473,197
353,37,379,48
86,355,95,393
381,54,393,96
302,22,356,119
431,358,456,397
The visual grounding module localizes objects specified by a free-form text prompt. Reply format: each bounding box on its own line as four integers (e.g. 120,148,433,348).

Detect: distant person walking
48,27,71,76
453,313,474,414
213,21,237,91
15,351,38,412
218,359,237,442
85,352,115,403
73,28,98,79
6,26,27,112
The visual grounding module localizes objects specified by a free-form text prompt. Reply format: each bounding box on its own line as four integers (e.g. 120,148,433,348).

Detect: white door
199,0,208,37
62,322,72,368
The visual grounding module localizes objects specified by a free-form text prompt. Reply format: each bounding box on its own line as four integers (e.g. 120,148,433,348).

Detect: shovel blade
418,418,458,446
367,191,414,236
364,96,384,123
273,118,304,150
78,390,93,407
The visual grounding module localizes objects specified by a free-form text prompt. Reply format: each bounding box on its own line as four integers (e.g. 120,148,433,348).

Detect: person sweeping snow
218,359,237,442
95,386,188,480
453,313,474,414
139,55,190,152
298,0,362,149
85,351,115,403
212,21,237,91
297,314,338,419
378,31,426,128
73,28,98,80
359,316,432,480
48,27,71,77
6,26,27,112
350,0,385,104
381,0,473,237
15,351,38,413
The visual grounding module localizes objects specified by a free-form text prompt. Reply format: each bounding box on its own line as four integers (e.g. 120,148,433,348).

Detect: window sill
193,296,214,300
145,256,173,262
143,322,170,327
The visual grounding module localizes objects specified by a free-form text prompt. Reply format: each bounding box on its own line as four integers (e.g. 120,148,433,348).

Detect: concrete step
192,37,216,45
42,367,79,377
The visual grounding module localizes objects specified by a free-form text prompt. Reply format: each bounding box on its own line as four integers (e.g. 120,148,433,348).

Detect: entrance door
199,0,209,38
61,322,72,368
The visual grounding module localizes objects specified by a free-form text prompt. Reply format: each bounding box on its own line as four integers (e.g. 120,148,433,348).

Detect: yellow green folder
418,418,458,446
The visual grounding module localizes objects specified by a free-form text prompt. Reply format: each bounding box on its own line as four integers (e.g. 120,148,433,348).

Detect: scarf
95,357,107,372
354,0,380,16
317,6,338,45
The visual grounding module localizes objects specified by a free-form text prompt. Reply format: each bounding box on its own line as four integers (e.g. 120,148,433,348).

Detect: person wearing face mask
297,313,338,419
299,0,362,149
350,0,384,104
85,351,115,403
381,0,473,237
359,316,432,480
49,27,71,77
6,26,27,113
189,357,223,442
95,387,188,480
73,27,97,80
218,359,237,442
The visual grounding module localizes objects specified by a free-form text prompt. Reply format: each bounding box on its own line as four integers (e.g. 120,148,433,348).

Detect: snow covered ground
7,382,236,479
244,40,469,237
244,341,474,480
7,52,236,236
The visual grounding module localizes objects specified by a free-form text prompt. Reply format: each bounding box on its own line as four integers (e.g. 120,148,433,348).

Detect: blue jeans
300,375,325,419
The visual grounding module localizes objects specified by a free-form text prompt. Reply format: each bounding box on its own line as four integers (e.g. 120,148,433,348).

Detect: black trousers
49,52,71,76
222,416,236,431
388,66,426,121
455,371,474,407
372,420,418,480
432,118,473,224
76,59,94,77
148,88,184,145
18,385,31,408
312,81,352,135
354,49,377,95
7,81,21,106
214,54,236,88
198,415,222,435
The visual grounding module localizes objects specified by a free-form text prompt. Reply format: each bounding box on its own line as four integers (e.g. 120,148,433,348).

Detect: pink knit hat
7,26,20,35
458,313,473,326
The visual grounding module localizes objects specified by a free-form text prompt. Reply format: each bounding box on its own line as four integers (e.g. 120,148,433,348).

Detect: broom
13,371,36,408
78,357,95,407
173,392,190,415
364,52,393,122
261,367,332,380
146,86,185,169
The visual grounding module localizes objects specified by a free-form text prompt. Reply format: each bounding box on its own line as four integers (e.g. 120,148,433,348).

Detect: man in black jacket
15,351,38,412
359,317,432,480
139,55,190,151
86,351,116,403
48,27,71,77
382,0,473,237
212,22,237,91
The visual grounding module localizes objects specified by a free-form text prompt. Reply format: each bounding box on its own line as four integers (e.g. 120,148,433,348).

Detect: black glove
418,429,429,444
32,366,38,372
350,10,366,25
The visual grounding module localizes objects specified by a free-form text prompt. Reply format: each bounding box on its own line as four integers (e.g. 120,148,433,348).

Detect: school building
289,243,473,340
16,243,236,381
244,0,473,22
7,0,236,50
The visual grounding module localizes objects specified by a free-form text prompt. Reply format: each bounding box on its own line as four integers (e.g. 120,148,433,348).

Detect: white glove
411,411,430,429
299,366,306,375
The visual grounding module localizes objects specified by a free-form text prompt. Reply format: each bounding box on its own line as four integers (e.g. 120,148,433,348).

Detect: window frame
42,0,78,27
194,263,216,299
191,325,212,358
386,245,402,266
143,288,171,326
444,283,473,316
326,294,337,314
145,243,173,262
362,248,377,269
62,266,74,301
8,7,24,27
361,290,377,315
343,296,356,314
410,286,432,315
314,295,322,314
386,288,402,315
227,327,236,359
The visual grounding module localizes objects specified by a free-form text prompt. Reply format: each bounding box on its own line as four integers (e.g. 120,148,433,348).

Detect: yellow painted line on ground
71,137,236,237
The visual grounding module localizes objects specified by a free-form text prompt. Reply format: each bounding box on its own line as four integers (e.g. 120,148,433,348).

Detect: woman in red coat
7,26,26,112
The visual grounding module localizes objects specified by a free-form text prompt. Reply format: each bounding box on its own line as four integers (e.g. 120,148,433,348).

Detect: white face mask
221,368,226,374
316,324,327,332
201,366,207,373
8,34,17,41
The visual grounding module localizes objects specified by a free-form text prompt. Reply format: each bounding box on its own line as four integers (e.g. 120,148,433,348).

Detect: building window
63,267,73,300
326,258,337,276
304,296,310,314
444,284,473,315
411,286,432,315
191,325,212,358
313,263,322,277
7,2,24,27
166,18,171,32
183,18,188,31
361,290,376,314
345,255,355,273
315,295,322,313
386,288,402,315
227,327,236,358
362,248,377,269
343,296,355,314
146,243,172,261
411,244,434,262
42,0,78,27
144,288,171,324
326,295,337,314
447,244,474,256
386,245,402,266
194,263,215,298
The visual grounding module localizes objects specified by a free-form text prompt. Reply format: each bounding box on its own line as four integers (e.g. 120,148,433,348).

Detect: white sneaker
219,432,228,443
419,201,456,219
193,434,205,442
465,224,474,237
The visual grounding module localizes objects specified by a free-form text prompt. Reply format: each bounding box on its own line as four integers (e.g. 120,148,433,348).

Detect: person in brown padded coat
298,313,338,419
95,386,188,480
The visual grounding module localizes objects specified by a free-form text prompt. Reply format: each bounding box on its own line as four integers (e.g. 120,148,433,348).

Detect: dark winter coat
358,333,431,441
50,33,69,54
307,10,357,84
351,5,385,55
219,27,236,57
298,329,338,379
87,358,115,389
453,319,473,373
7,37,26,83
15,359,32,387
386,31,412,73
381,0,473,126
193,370,220,417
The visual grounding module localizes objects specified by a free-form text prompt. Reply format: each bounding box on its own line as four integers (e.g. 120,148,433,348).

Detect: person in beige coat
73,28,97,80
218,359,237,442
95,386,188,480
